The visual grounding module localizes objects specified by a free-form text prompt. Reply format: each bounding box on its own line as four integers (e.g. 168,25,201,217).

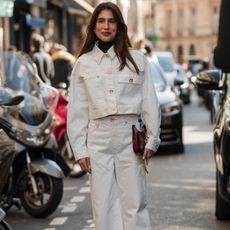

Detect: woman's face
95,9,118,42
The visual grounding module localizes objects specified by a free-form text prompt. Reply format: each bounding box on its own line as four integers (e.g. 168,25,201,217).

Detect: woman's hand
78,157,91,174
142,148,155,162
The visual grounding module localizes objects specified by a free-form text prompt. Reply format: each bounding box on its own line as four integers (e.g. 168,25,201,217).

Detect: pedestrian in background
30,33,54,84
67,2,161,230
49,43,75,88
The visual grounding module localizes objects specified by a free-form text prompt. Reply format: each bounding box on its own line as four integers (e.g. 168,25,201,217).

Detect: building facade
1,0,94,54
3,0,221,66
153,0,220,64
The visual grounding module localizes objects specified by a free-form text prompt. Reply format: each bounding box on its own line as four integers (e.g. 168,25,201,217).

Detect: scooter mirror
0,87,24,106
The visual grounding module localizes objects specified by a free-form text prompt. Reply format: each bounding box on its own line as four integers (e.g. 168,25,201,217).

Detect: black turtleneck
97,40,114,53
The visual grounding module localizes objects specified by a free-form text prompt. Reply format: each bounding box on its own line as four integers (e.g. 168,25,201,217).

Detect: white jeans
87,114,152,230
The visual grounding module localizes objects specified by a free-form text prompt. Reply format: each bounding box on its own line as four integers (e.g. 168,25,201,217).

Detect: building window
177,45,183,64
178,10,184,35
213,7,219,34
190,8,196,34
166,10,173,36
189,44,195,55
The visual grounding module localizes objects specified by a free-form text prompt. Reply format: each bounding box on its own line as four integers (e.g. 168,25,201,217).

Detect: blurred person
7,45,17,52
132,38,143,50
67,2,161,230
30,33,54,84
49,43,75,87
132,38,154,57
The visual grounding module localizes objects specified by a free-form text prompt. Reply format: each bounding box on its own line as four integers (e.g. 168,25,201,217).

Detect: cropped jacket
67,44,161,160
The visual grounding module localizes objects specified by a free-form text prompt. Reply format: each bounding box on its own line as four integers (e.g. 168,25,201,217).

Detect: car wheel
176,125,184,153
215,172,230,220
176,143,184,153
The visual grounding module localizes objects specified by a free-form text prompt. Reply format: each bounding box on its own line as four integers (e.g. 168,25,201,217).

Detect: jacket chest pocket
118,74,143,96
82,73,105,100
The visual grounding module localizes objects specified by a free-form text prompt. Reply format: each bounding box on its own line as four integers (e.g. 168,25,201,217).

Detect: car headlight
161,102,180,115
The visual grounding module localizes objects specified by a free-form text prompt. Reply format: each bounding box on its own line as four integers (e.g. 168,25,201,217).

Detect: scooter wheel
18,171,63,218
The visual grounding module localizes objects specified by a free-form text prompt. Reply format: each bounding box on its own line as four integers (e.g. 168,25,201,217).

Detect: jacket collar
91,43,116,64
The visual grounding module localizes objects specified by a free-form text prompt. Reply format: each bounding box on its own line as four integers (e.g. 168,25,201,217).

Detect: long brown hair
78,2,139,74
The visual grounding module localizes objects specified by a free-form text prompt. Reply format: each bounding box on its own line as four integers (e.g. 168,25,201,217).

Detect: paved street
5,90,230,230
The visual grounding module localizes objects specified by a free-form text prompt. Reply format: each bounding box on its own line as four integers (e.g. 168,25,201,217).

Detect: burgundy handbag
132,124,147,156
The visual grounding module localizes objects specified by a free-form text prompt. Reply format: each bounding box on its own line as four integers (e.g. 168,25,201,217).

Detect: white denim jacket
67,44,161,160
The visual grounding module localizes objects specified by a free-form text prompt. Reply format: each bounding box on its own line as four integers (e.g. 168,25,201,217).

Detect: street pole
0,0,15,86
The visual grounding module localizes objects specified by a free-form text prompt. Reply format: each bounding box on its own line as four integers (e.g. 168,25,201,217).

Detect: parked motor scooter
0,51,70,218
53,84,86,178
0,208,11,230
0,91,22,229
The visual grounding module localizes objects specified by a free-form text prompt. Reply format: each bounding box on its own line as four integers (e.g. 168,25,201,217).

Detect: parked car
196,69,230,220
186,55,210,99
154,51,178,87
209,89,222,124
174,64,191,104
187,55,210,75
148,57,184,153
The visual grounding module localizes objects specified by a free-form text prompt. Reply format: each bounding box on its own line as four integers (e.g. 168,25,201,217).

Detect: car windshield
157,56,174,72
148,60,167,90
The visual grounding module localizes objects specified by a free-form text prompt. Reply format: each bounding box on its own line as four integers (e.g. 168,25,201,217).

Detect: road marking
155,225,206,230
149,183,215,191
61,206,77,213
86,219,93,223
64,186,78,191
183,126,212,144
180,178,215,184
79,187,90,193
59,202,77,207
82,224,95,229
50,217,67,225
81,219,95,229
44,228,56,230
71,195,86,202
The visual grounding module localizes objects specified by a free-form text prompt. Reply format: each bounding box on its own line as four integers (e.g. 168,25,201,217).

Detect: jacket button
129,78,133,83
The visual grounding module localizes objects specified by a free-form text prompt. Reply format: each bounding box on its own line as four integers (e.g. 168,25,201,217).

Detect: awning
26,0,47,7
15,0,47,8
26,14,45,28
63,0,94,16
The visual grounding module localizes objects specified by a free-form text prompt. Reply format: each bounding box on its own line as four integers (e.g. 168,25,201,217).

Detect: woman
67,2,161,230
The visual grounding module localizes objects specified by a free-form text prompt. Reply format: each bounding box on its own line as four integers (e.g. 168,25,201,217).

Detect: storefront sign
26,14,45,28
0,0,15,17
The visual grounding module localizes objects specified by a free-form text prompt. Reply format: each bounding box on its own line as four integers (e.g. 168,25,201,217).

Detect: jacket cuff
145,137,161,152
72,147,90,161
